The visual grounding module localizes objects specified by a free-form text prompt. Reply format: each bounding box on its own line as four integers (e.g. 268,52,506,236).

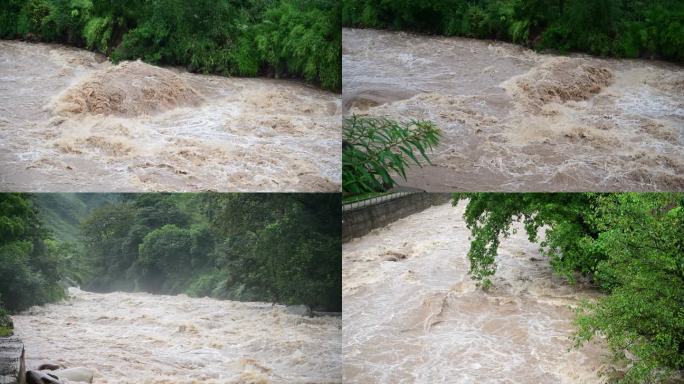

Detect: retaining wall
342,193,449,242
0,336,25,384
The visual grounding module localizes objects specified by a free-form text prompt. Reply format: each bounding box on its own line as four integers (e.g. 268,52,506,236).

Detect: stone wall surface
0,336,25,384
342,193,449,242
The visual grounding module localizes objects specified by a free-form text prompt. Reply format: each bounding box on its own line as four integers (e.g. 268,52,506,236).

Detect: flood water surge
343,202,607,383
343,28,684,191
13,288,341,383
0,41,341,192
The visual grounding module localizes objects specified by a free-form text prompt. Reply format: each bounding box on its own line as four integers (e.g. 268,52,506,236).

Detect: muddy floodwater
343,28,684,191
0,40,340,192
13,288,341,384
343,202,607,383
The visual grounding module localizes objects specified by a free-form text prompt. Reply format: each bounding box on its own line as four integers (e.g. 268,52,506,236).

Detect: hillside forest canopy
455,193,684,383
343,0,684,63
0,0,341,91
0,193,342,323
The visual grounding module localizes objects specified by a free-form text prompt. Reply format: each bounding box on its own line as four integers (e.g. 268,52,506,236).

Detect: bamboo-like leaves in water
342,115,441,194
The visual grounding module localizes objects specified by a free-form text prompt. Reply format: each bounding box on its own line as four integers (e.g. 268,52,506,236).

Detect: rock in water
26,371,61,384
51,368,94,383
0,336,25,384
285,305,312,317
35,366,58,372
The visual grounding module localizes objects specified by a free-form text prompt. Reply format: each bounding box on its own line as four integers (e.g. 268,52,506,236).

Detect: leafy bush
343,116,441,194
454,192,684,383
0,300,13,336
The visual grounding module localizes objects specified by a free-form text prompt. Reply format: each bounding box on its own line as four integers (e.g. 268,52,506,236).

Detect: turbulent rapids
343,202,607,383
0,40,341,192
343,28,684,191
13,288,341,384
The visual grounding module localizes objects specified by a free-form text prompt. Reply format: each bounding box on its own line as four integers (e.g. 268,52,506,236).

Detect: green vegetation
0,305,12,336
0,193,341,315
0,194,65,313
0,0,341,90
343,0,684,62
32,193,120,242
454,193,684,383
343,115,441,195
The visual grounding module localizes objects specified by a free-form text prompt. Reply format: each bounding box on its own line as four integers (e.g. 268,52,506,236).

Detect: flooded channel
0,40,341,192
13,288,341,383
343,202,607,383
343,28,684,191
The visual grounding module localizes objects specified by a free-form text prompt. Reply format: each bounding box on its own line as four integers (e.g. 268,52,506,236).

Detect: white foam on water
14,288,341,384
0,40,341,192
343,28,684,191
343,202,608,384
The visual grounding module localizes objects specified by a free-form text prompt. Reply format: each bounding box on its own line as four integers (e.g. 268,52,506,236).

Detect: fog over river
13,288,341,384
0,41,340,192
343,202,607,383
343,28,684,191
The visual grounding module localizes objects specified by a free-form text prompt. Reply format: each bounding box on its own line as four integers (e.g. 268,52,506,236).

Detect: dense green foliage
454,193,684,383
342,0,684,62
0,193,341,314
0,0,341,90
343,116,441,195
0,194,64,313
80,193,341,311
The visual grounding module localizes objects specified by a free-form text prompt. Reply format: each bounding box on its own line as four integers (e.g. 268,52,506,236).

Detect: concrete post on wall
0,336,26,384
342,193,449,242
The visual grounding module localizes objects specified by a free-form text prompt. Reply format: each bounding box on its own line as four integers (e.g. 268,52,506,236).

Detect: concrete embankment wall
342,193,450,242
0,336,25,384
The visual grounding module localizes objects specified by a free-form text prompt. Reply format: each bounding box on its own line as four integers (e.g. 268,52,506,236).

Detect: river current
0,40,341,192
343,28,684,191
13,288,341,383
343,202,607,383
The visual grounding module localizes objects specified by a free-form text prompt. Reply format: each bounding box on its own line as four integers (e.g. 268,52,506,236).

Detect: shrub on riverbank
342,0,684,63
0,0,341,91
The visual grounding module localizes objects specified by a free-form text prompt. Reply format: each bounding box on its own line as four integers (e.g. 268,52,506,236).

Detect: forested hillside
32,193,120,242
0,193,341,320
455,193,684,383
0,0,341,90
343,0,684,62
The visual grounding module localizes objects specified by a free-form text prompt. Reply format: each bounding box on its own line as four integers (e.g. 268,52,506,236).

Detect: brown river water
0,40,341,192
13,288,341,384
343,28,684,191
343,202,608,383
